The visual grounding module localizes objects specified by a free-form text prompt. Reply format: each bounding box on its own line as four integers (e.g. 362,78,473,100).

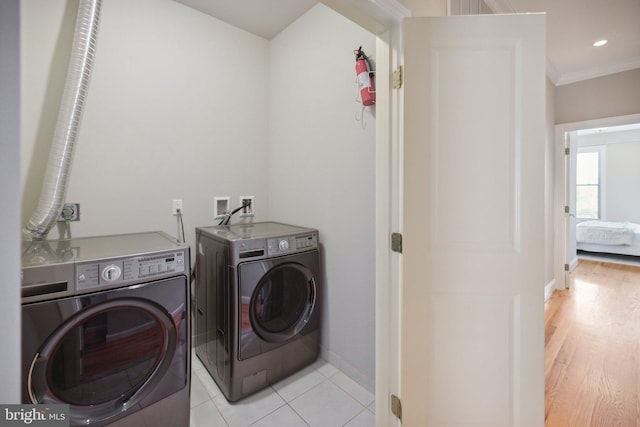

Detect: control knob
102,264,122,282
278,239,289,251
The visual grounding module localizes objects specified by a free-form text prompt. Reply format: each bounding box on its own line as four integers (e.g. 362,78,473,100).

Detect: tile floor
190,352,375,427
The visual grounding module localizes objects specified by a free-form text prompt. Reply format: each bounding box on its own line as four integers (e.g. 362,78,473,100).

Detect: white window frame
576,145,606,221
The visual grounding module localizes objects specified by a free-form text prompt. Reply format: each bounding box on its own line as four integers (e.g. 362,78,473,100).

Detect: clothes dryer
195,222,321,401
21,232,190,426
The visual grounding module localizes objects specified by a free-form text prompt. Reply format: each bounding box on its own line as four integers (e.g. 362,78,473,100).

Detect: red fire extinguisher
354,46,375,106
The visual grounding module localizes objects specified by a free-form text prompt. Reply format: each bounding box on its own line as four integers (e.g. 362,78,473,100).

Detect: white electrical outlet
172,199,183,215
239,196,254,217
214,197,230,219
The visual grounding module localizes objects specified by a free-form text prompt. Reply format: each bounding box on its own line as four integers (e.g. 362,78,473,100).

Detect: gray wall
553,69,640,283
555,69,640,124
0,0,21,404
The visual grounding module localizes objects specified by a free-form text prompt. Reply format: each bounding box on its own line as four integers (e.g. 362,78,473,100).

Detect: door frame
320,0,409,425
553,112,640,290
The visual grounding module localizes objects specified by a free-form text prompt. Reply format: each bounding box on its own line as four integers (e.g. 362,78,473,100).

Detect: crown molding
556,58,640,86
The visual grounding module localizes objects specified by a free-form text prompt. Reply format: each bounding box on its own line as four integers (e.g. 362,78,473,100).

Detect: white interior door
401,14,545,426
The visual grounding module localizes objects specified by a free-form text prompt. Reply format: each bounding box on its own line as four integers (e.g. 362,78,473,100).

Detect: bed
576,220,640,257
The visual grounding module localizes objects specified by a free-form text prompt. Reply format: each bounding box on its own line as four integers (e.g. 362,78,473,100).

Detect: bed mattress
576,220,640,256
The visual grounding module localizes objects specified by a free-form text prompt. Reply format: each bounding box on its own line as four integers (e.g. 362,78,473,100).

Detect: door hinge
391,394,402,421
564,205,570,213
391,232,403,253
564,263,570,272
392,65,403,89
565,147,570,155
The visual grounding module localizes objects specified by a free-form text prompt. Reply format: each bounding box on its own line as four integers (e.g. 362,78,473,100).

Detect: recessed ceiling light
593,39,608,47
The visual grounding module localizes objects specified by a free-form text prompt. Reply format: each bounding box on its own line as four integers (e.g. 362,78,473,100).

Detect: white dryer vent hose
23,0,101,241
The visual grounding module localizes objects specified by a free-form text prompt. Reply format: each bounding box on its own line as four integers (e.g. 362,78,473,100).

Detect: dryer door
238,251,320,360
22,277,188,426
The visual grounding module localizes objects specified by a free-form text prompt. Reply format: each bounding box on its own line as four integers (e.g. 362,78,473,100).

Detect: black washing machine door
22,277,188,426
238,250,320,360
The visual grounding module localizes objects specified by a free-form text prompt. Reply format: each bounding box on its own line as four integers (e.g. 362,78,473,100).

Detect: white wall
607,141,640,223
577,128,640,223
0,0,21,404
269,4,377,391
22,0,377,393
22,0,271,251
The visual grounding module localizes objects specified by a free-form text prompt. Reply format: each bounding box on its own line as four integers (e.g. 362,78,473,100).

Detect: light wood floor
545,259,640,426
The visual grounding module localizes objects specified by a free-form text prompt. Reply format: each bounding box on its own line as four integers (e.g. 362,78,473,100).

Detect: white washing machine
21,232,191,426
195,222,321,401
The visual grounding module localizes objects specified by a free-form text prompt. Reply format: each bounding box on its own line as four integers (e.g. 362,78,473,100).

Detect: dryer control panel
76,250,187,292
267,232,318,256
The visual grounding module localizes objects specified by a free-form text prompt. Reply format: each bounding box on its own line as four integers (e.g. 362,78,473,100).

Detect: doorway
555,113,640,289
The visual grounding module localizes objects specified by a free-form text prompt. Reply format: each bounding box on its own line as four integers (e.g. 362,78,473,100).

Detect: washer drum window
249,263,316,343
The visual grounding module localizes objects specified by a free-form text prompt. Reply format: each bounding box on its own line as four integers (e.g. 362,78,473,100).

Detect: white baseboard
544,279,557,301
569,256,578,271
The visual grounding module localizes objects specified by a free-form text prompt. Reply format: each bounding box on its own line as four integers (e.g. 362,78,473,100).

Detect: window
576,147,604,219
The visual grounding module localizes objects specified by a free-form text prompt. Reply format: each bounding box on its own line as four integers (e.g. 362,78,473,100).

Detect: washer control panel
76,250,187,292
267,232,318,256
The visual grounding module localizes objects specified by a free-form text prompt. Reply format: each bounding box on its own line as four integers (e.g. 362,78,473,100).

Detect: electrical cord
176,209,185,244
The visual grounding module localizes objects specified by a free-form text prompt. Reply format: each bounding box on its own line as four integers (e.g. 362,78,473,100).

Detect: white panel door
401,14,545,427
